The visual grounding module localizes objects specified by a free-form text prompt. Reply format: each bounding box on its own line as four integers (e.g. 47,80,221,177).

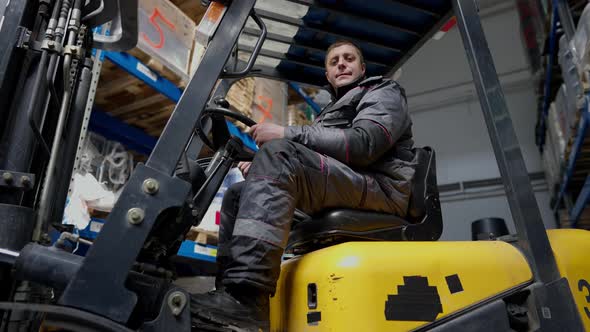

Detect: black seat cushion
287,209,410,254
291,209,409,235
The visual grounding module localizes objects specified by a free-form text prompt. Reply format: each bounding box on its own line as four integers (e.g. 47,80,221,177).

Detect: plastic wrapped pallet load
571,3,590,77
558,36,584,100
543,103,565,193
547,101,567,161
554,84,578,142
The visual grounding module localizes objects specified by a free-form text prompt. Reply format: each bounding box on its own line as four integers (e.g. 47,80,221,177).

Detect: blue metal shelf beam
89,109,158,156
104,51,182,102
75,218,218,268
288,82,322,115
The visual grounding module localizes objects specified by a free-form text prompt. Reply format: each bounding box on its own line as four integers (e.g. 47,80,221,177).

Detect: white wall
397,0,556,240
441,191,555,240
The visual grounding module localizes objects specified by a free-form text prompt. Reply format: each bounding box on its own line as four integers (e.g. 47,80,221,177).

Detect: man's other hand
250,123,285,146
238,161,252,177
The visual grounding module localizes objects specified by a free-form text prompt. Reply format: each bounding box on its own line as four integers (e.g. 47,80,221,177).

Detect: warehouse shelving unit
540,0,590,228
97,50,258,153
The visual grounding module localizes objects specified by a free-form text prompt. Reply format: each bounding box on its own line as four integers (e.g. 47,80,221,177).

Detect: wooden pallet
186,227,219,246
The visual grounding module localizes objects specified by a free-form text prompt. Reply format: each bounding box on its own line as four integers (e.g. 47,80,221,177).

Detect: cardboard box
137,0,197,81
252,78,287,125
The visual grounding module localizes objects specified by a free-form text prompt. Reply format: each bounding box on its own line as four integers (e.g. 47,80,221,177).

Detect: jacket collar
325,75,384,101
325,75,365,100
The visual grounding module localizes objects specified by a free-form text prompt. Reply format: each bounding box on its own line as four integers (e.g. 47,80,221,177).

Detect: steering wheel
197,105,257,155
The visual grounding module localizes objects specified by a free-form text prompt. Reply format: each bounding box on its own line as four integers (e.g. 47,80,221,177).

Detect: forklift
0,0,588,331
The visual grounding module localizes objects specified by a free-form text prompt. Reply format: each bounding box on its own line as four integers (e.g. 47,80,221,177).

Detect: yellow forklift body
270,240,533,331
548,229,590,330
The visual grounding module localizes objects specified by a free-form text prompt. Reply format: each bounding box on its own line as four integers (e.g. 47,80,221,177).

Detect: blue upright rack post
571,175,590,227
288,82,322,115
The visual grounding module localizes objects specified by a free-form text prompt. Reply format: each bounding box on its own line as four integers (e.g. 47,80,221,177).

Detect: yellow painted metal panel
270,241,532,331
548,229,590,331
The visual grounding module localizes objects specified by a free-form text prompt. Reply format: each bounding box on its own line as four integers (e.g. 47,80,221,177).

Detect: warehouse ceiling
238,0,453,87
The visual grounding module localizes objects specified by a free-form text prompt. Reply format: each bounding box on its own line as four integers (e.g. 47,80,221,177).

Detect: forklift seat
286,147,442,254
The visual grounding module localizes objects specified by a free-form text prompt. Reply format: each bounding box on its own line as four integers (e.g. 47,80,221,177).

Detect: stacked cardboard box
251,78,288,126
138,0,198,82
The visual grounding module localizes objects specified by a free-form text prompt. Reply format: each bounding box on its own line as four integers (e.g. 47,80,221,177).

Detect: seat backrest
406,147,437,222
403,146,443,241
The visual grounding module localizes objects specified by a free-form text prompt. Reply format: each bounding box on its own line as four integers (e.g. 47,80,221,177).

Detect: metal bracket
15,26,32,49
0,170,35,190
59,164,191,323
167,291,188,316
64,45,83,59
142,288,191,331
41,39,64,54
526,279,585,331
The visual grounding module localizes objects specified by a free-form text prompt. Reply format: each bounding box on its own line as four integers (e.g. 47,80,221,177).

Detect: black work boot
190,286,270,332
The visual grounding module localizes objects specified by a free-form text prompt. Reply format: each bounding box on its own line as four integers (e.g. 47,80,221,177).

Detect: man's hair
325,40,365,66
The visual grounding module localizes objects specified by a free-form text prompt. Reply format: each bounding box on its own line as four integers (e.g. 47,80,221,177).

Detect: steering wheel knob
213,97,230,109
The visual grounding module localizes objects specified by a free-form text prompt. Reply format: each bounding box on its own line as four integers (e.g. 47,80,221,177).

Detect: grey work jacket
284,76,416,216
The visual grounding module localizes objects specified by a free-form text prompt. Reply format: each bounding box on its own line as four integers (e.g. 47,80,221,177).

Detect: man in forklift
191,40,416,329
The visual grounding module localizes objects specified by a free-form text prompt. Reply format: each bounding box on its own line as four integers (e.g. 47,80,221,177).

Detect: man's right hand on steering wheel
250,123,285,146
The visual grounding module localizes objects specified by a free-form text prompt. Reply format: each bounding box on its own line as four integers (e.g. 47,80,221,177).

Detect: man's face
325,44,366,89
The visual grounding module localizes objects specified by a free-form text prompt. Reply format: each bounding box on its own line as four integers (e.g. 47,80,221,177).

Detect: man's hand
250,123,285,146
238,161,252,177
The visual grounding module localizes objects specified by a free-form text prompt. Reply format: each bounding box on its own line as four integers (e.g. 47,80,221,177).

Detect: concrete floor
174,276,216,294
